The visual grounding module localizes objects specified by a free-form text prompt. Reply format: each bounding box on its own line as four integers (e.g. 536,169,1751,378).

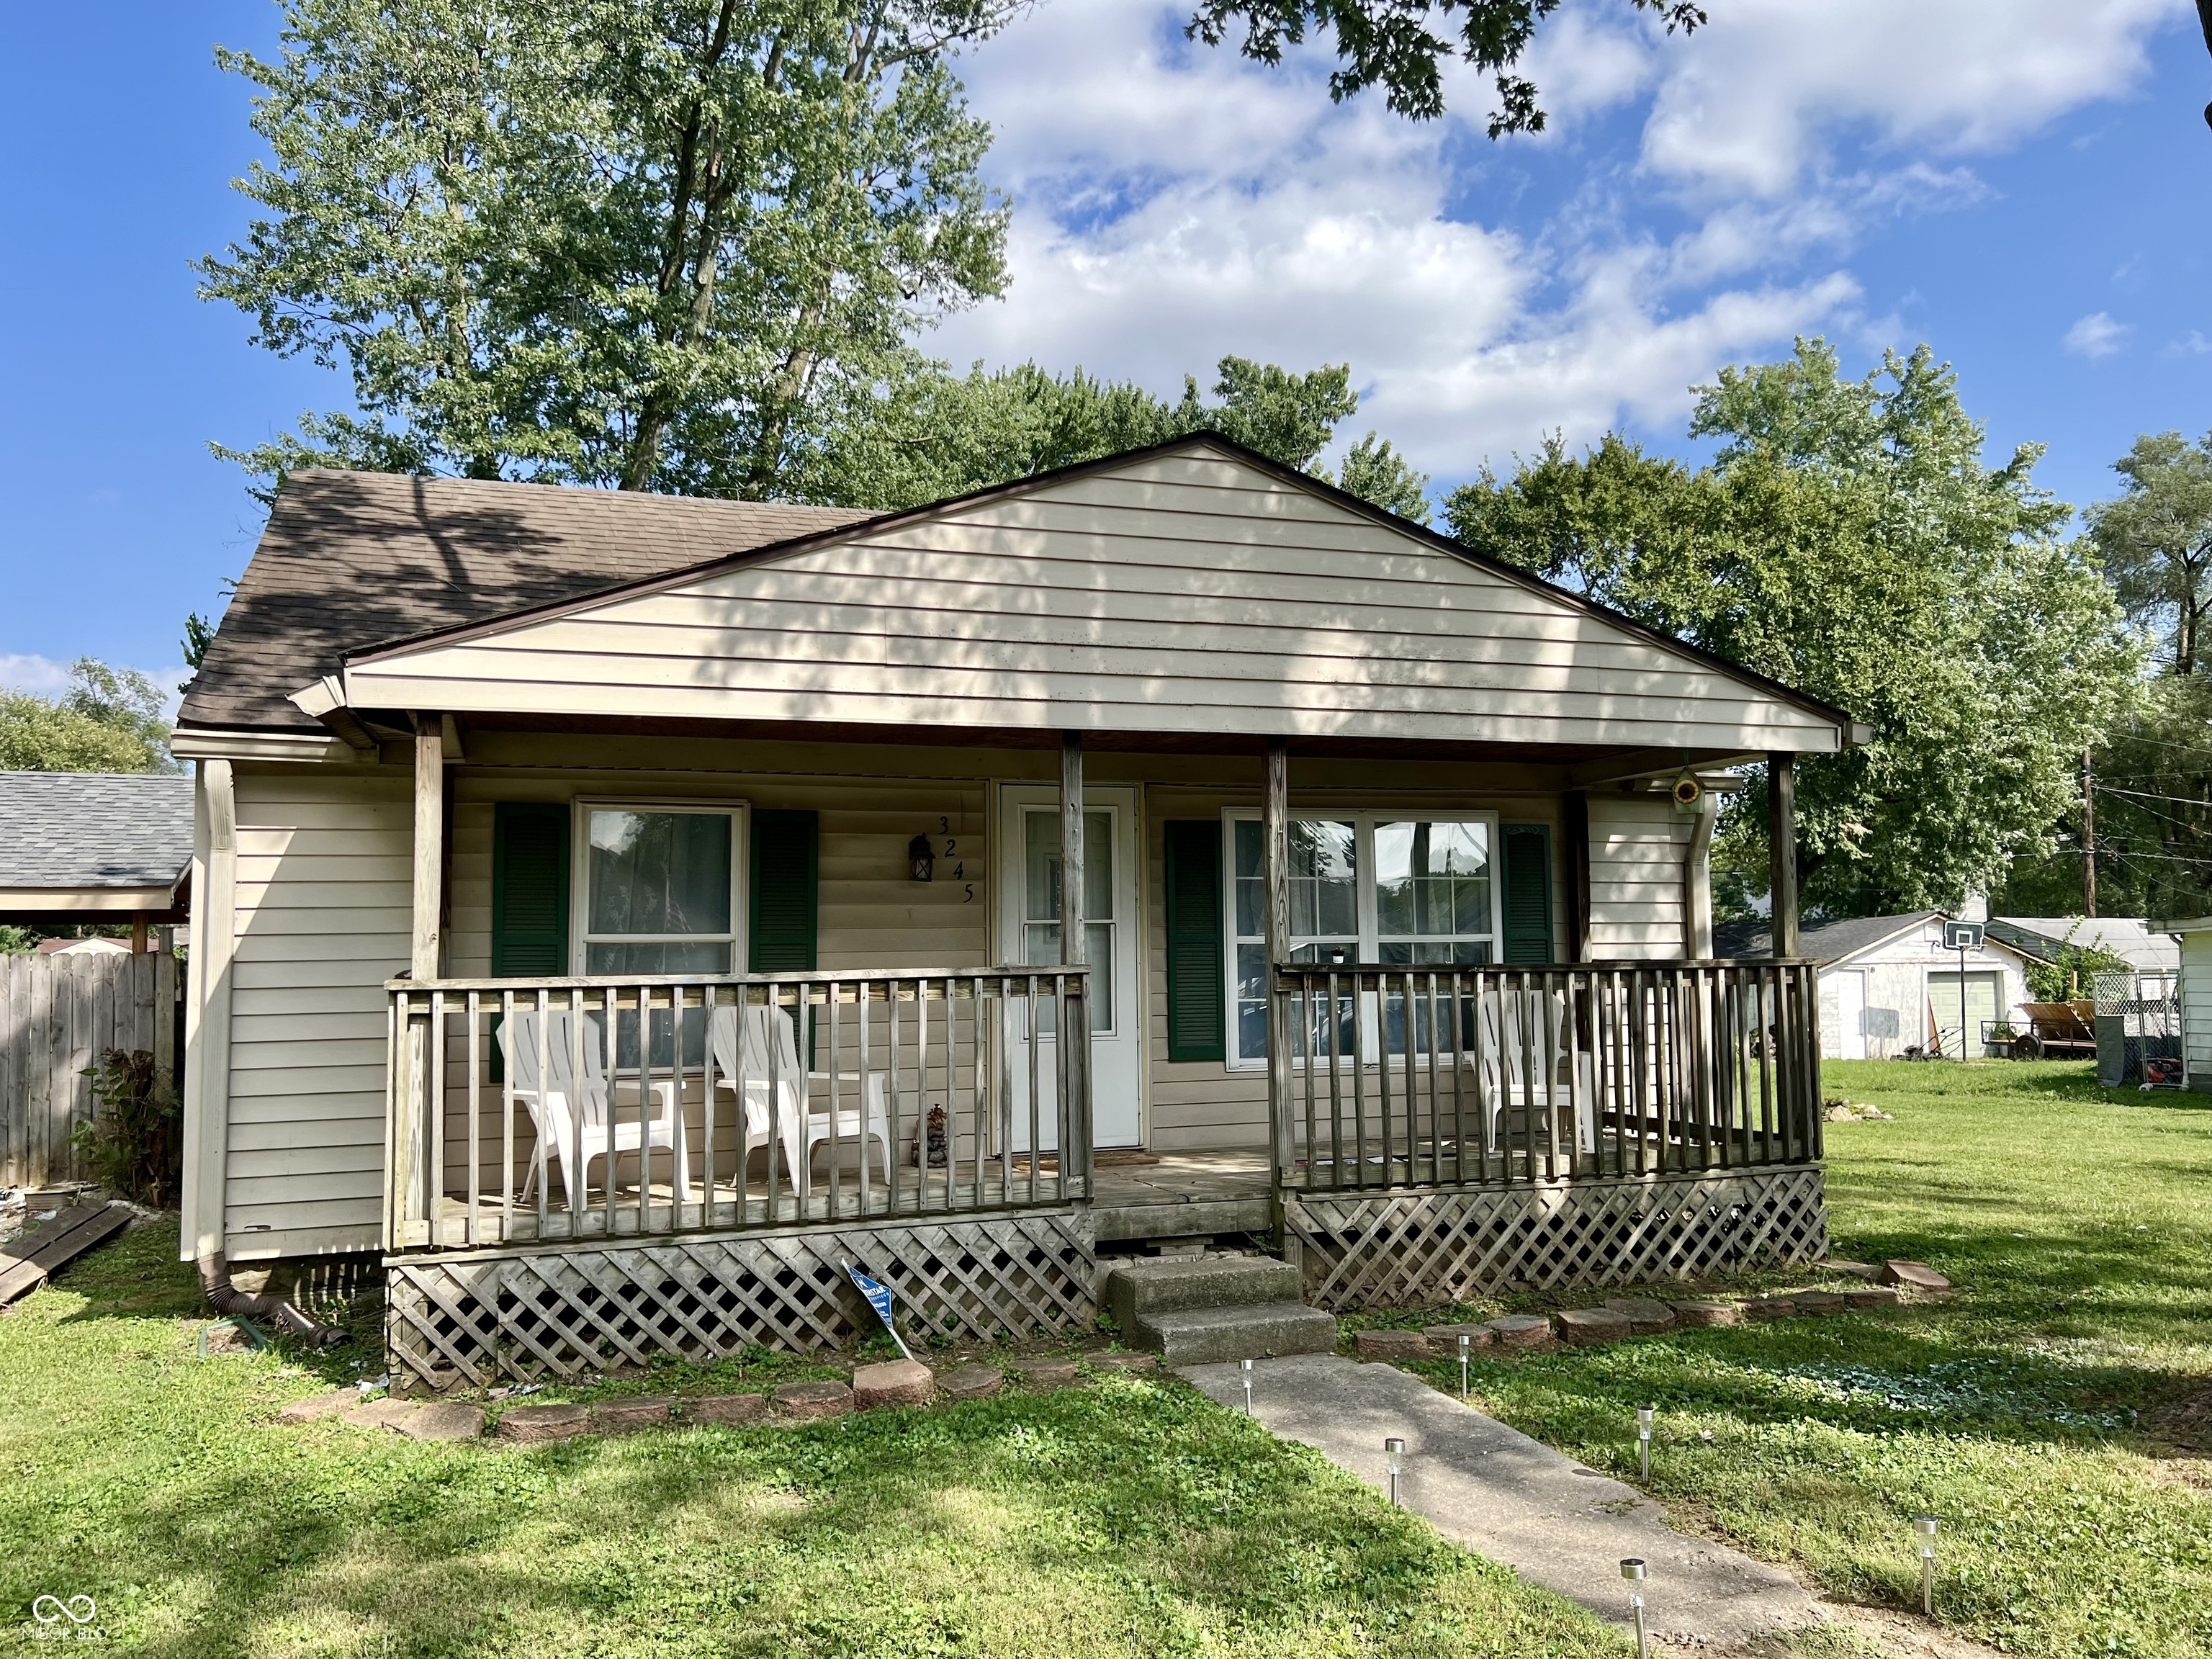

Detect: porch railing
1267,960,1820,1195
385,967,1090,1252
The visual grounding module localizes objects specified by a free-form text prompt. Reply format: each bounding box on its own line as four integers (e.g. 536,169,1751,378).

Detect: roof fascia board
171,726,357,764
333,433,1860,745
0,885,181,912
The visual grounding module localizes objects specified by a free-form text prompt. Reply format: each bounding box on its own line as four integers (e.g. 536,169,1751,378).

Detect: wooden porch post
400,716,446,1239
1768,753,1799,958
1059,732,1089,1179
1263,739,1292,1177
412,716,445,979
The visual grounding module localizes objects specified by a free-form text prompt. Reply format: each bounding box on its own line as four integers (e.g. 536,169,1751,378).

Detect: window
572,804,746,1068
1226,811,1499,1067
1021,807,1114,1033
576,805,743,974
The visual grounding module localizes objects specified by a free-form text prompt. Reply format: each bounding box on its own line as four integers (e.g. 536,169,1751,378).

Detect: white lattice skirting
386,1208,1097,1390
1285,1166,1826,1310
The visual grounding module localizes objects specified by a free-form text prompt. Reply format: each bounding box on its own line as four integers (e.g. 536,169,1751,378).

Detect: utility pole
2082,748,2098,919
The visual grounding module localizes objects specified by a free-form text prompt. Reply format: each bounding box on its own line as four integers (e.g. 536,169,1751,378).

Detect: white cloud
2064,312,2130,358
1638,0,2185,197
2168,330,2212,356
934,0,2183,477
0,654,74,696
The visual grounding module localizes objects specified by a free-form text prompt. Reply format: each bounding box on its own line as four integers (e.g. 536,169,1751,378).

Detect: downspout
1685,791,1717,958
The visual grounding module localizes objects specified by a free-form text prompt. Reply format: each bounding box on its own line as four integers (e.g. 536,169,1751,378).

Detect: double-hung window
1226,811,1500,1067
572,803,746,1064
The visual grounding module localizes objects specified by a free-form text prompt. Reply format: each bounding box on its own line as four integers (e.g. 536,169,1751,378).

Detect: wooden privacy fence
1,950,178,1190
1267,959,1823,1193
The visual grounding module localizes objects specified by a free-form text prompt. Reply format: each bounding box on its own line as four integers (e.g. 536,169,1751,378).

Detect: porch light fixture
1912,1515,1938,1615
1620,1559,1648,1658
907,833,935,884
1241,1357,1254,1415
1637,1405,1655,1480
1384,1437,1405,1506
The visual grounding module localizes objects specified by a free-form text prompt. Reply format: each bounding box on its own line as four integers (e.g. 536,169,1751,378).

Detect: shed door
1834,970,1867,1061
1927,971,2002,1058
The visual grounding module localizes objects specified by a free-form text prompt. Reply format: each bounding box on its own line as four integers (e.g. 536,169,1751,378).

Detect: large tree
2087,431,2212,677
792,354,1431,516
1999,431,2212,921
0,661,175,775
1446,339,2140,919
201,0,1015,498
1187,0,1706,128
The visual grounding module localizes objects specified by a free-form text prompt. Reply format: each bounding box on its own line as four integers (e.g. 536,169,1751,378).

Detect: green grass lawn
0,1223,1617,1658
4,1059,2208,1656
1426,1060,2212,1658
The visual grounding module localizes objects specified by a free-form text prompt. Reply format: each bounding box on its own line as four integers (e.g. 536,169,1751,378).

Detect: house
1709,911,2044,1061
2152,918,2211,1089
0,770,193,946
1991,916,2179,984
172,435,1862,1388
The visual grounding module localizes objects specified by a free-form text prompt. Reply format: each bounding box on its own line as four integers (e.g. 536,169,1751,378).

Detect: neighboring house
0,770,193,943
1991,916,2179,986
1714,911,2043,1060
172,435,1863,1387
36,936,135,957
2154,917,2212,1090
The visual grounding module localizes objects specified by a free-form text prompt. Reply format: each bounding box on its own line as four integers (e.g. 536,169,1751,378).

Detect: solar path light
1620,1558,1648,1658
1241,1357,1254,1416
1637,1405,1655,1480
1459,1332,1471,1402
1912,1515,1938,1615
1384,1437,1405,1506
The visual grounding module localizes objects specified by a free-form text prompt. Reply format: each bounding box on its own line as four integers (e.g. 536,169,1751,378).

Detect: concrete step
1132,1300,1339,1366
1104,1254,1304,1329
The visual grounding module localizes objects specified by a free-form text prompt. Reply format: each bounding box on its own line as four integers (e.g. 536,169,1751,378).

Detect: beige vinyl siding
344,449,1843,754
1586,796,1692,961
225,768,410,1258
2180,931,2212,1087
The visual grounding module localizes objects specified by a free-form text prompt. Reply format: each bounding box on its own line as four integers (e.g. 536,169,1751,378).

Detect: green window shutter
1501,823,1555,965
750,810,819,974
491,803,570,976
1164,820,1226,1063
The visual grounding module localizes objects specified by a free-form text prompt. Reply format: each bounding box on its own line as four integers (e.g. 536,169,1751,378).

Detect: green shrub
70,1048,180,1206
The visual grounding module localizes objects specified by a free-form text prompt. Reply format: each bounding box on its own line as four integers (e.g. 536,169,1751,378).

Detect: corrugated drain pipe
197,1251,346,1345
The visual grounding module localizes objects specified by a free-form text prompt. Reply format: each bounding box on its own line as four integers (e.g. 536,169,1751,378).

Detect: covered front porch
374,721,1826,1388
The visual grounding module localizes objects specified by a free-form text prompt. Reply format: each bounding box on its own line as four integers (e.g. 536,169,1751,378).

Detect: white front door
998,785,1143,1150
1835,969,1868,1061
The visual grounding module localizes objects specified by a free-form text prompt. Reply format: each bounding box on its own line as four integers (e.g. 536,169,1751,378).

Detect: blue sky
1,0,2207,701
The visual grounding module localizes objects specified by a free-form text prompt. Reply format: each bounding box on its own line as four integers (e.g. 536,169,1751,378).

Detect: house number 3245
935,818,973,900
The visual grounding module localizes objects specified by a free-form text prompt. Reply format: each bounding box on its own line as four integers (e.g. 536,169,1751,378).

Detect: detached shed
1716,911,2044,1059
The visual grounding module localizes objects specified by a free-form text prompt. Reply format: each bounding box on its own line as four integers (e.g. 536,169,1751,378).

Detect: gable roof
0,771,194,900
319,436,1861,753
1717,909,2051,969
1993,917,2177,972
177,470,873,733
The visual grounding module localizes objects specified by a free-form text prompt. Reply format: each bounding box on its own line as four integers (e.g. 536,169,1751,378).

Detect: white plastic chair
708,1003,894,1194
499,1009,691,1206
1473,984,1597,1156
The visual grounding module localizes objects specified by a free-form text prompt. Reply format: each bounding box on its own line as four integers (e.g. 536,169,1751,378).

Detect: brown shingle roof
177,469,876,732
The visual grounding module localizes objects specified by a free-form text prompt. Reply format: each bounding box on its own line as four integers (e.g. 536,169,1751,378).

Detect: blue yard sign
843,1261,913,1360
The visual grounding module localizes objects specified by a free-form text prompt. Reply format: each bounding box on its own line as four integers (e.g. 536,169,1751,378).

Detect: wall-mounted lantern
908,833,935,884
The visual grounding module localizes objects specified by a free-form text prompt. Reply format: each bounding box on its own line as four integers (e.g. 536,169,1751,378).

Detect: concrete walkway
1182,1354,1826,1649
